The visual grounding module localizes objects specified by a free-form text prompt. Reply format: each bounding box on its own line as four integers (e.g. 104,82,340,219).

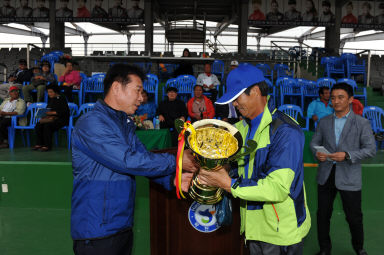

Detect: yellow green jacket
231,99,311,246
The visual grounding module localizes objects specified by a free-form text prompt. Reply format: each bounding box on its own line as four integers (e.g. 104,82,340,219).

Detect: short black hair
331,83,354,98
193,84,203,91
19,59,27,65
40,61,51,69
244,81,268,97
322,0,331,7
103,63,146,96
318,86,330,96
166,87,178,93
46,84,61,94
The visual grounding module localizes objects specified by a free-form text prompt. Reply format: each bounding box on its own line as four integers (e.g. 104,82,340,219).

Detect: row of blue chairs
8,102,95,150
321,53,366,84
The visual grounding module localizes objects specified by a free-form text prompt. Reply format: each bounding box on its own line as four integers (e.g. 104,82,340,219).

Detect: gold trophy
175,119,257,205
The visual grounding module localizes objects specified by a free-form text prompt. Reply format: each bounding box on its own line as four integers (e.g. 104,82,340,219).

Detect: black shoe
356,249,368,255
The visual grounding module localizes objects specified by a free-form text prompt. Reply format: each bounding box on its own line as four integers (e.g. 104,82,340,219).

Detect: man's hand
8,77,16,82
159,115,165,122
203,84,208,89
198,167,232,193
195,114,202,120
315,151,328,162
182,149,198,173
312,115,318,122
174,172,194,192
328,152,346,162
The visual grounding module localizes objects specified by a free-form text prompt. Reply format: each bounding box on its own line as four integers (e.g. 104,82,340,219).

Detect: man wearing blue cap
198,65,311,255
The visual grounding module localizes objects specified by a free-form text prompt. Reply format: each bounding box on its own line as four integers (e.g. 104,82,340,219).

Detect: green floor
0,146,383,255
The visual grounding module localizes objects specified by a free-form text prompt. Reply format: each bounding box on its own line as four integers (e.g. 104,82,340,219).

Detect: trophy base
188,177,223,205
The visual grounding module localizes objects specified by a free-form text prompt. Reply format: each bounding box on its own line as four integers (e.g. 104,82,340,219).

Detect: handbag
215,192,232,226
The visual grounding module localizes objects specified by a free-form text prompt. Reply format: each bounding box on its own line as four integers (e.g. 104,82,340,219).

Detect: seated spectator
307,86,333,122
196,63,220,102
215,102,240,124
157,87,188,145
59,60,81,102
135,90,156,129
22,62,56,104
32,85,69,152
173,48,194,77
352,98,364,116
230,60,239,71
0,59,33,100
0,86,26,148
187,85,215,122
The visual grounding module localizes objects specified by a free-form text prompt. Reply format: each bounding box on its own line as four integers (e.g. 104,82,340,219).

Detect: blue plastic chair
83,74,105,103
256,63,273,82
176,75,196,101
342,53,366,85
276,77,302,108
54,103,79,149
265,78,276,106
278,104,309,131
298,79,318,110
8,102,47,149
143,74,159,106
337,78,367,105
363,106,384,149
317,77,336,88
162,78,179,100
323,57,345,78
274,64,293,79
212,60,225,83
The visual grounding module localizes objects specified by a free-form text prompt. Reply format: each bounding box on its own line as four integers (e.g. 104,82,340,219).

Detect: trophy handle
229,140,258,161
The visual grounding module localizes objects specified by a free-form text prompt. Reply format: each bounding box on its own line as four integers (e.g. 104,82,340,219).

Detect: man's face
252,3,260,11
289,4,296,11
204,64,211,74
320,89,330,101
77,0,85,8
9,90,19,100
323,5,330,13
362,5,369,15
95,0,103,7
141,91,148,103
271,2,278,11
4,1,10,7
331,89,353,114
167,91,177,101
115,75,143,115
42,65,50,72
66,62,73,71
114,0,121,7
21,0,28,7
194,86,203,98
306,0,313,11
37,0,45,8
346,5,352,14
230,65,237,70
19,63,27,70
47,89,57,98
60,0,69,8
132,0,139,8
233,88,259,119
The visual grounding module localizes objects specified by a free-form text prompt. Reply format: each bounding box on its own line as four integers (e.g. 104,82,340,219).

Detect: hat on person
9,86,19,92
216,64,265,105
166,87,178,93
230,60,239,66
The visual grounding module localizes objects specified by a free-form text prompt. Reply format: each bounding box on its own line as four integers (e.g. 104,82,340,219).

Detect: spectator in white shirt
196,63,220,102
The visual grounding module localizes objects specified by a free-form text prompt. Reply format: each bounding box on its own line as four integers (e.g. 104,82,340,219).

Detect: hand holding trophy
175,119,257,205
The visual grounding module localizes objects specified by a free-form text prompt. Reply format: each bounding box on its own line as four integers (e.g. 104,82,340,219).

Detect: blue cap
216,64,265,105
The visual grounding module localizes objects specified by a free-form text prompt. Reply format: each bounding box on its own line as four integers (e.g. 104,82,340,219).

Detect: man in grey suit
310,83,376,255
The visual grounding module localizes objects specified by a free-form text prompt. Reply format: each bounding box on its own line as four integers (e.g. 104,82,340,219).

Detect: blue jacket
71,100,176,240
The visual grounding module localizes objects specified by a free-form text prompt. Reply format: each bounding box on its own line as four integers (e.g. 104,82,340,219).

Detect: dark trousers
317,165,364,253
0,117,11,142
73,229,133,255
248,239,303,255
35,120,65,148
63,85,73,102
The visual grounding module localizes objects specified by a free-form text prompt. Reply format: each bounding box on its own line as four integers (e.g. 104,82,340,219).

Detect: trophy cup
175,119,257,205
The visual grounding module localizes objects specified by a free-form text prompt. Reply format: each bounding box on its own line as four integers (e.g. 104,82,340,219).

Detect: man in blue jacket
71,64,196,255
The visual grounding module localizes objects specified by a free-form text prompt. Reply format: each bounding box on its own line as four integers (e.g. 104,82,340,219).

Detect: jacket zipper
271,203,280,232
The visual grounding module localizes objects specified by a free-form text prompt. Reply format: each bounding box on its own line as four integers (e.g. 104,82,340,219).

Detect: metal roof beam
0,24,46,37
342,32,384,43
33,22,88,36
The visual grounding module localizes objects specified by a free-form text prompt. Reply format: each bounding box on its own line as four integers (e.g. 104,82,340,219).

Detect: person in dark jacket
173,48,194,77
70,64,197,255
0,59,33,100
157,86,188,145
32,85,69,152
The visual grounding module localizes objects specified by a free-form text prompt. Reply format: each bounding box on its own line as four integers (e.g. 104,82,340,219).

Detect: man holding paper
310,83,376,255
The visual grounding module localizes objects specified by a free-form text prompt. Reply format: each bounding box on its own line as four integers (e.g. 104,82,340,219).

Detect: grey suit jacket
310,111,376,191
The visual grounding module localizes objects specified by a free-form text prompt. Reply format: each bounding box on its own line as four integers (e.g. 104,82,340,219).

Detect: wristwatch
344,151,351,161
